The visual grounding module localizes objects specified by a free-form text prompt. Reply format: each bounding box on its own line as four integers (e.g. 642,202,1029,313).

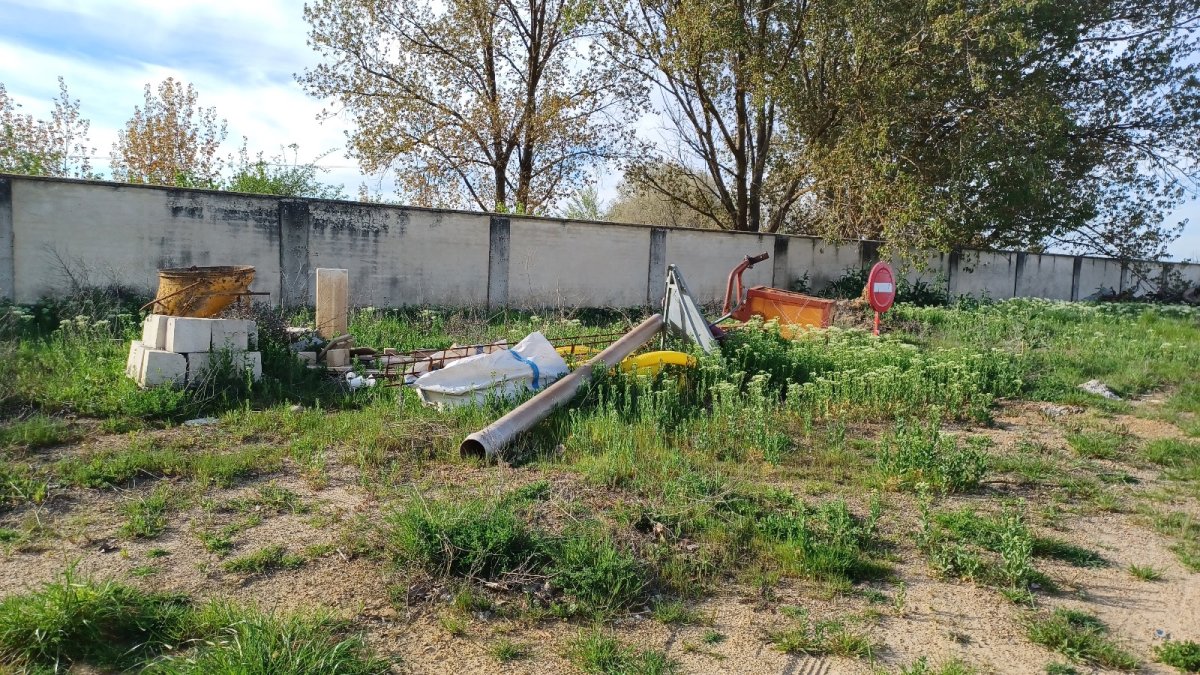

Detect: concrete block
325,348,349,367
141,315,170,350
211,319,251,351
297,351,317,365
126,340,146,379
137,349,186,388
164,317,212,354
184,352,212,383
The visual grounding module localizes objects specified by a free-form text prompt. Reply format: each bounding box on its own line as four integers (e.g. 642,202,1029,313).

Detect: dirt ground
1,398,1197,674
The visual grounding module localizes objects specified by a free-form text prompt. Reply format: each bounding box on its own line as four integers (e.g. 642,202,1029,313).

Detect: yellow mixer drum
147,265,256,318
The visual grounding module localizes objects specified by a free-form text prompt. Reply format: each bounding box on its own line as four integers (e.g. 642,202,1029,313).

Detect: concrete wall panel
507,218,649,308
1077,258,1122,299
951,251,1016,298
1015,253,1074,300
786,238,862,294
307,202,489,307
12,180,281,303
665,229,775,305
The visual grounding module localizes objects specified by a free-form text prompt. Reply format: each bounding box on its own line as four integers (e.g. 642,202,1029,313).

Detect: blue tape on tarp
507,349,541,389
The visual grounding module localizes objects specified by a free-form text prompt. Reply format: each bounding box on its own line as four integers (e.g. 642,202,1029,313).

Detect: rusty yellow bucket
145,266,256,318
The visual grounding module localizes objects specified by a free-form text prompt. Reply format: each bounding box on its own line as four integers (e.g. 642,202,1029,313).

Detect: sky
2,0,1199,260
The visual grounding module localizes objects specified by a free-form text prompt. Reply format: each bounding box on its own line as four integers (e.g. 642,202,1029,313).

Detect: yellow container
147,266,256,318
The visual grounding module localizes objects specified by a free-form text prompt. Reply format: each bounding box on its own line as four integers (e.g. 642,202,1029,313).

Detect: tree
299,0,641,214
599,0,810,233
227,143,347,199
558,185,605,220
606,161,722,227
110,78,228,188
0,78,95,178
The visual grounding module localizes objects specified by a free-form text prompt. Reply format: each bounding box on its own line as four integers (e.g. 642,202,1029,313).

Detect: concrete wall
2,174,1197,309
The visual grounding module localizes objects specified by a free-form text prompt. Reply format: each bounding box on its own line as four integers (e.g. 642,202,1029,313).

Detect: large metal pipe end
460,434,490,460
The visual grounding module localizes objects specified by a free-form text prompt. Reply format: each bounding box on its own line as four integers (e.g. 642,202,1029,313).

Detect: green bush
874,420,987,493
1155,639,1200,673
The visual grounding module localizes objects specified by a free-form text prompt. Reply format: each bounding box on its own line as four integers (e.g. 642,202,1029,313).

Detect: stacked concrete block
126,314,263,388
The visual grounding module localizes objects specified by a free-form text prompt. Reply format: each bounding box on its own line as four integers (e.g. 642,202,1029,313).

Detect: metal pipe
460,314,665,460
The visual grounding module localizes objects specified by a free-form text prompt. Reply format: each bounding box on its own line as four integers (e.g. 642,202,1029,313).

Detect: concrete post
772,236,790,289
0,178,12,301
647,227,667,307
315,268,349,339
1013,252,1027,298
487,216,510,310
279,199,311,307
1070,256,1083,301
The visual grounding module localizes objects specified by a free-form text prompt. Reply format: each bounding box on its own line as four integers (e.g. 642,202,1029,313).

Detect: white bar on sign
873,282,894,293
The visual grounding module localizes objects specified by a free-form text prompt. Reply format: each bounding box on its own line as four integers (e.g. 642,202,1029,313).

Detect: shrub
874,420,987,493
386,498,546,580
1155,640,1200,673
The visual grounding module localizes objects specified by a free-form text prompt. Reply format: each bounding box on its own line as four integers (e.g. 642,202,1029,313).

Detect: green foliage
55,440,280,489
221,545,306,574
873,419,987,493
227,144,345,199
1025,609,1138,671
1128,564,1163,581
1154,640,1200,673
490,638,531,663
0,415,78,450
767,608,874,658
120,484,174,539
899,657,980,675
1066,431,1127,460
552,527,645,614
0,460,47,508
0,569,191,670
568,630,678,675
386,498,546,580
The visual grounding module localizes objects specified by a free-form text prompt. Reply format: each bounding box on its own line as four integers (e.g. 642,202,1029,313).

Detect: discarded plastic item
662,265,716,353
461,314,664,460
619,351,696,376
346,371,377,391
143,266,261,318
1079,379,1121,400
416,332,569,409
183,417,219,426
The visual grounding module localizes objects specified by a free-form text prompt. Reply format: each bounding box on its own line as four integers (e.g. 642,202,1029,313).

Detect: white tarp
414,331,569,409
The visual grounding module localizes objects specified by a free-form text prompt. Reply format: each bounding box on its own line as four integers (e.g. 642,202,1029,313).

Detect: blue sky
2,0,1198,259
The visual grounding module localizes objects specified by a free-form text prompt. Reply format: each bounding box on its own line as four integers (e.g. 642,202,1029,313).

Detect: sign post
865,262,896,336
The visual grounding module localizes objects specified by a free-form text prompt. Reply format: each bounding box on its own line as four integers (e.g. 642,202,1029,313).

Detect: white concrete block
211,319,251,351
185,352,212,383
297,351,317,365
164,317,212,354
126,340,146,379
137,349,186,388
141,315,170,350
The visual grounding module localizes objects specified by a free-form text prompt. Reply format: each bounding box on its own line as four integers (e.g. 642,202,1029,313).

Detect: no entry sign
865,262,896,335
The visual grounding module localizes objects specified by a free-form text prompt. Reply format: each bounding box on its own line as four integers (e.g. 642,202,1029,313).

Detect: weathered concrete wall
4,174,1198,309
306,202,490,307
10,179,281,304
508,218,649,308
1015,253,1075,300
665,229,775,305
951,252,1018,298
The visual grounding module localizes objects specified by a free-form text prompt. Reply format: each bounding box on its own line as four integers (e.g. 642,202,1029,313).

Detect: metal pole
460,314,665,460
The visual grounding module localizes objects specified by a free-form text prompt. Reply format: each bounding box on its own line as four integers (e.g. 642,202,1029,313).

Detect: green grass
872,419,987,493
1155,639,1200,672
221,545,306,574
1149,510,1200,572
119,483,174,538
650,599,708,625
1129,564,1163,581
490,637,531,662
1025,608,1138,670
1066,430,1127,460
0,414,79,450
898,657,980,674
767,607,874,658
0,460,48,507
568,629,677,675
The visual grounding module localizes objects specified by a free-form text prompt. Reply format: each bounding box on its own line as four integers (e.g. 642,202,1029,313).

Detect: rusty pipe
460,314,665,460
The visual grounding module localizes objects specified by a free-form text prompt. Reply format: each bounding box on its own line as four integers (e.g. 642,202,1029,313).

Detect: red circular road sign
866,262,896,313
